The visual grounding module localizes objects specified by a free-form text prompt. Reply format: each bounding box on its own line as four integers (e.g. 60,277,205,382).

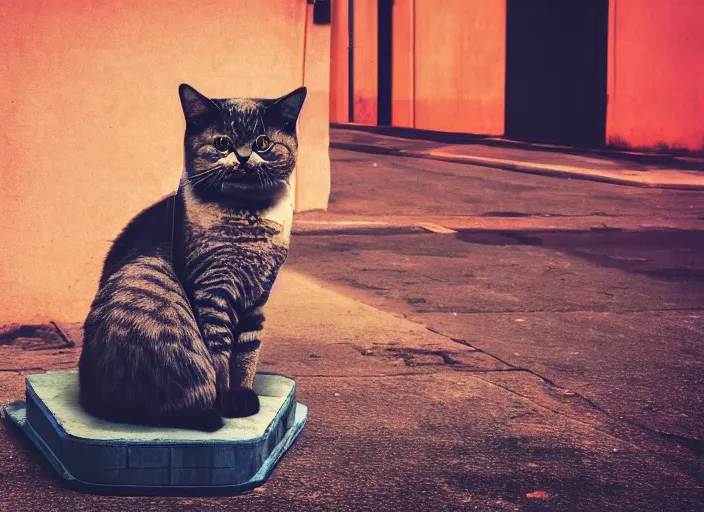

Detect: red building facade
331,0,704,152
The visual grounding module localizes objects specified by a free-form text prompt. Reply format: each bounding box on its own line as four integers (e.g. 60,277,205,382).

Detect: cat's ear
179,84,219,126
264,87,307,132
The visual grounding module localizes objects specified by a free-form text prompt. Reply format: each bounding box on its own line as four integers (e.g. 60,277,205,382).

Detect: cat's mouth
219,173,285,200
221,173,272,188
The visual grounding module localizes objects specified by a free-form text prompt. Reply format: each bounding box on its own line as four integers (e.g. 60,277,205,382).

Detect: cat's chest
183,183,293,248
259,185,294,247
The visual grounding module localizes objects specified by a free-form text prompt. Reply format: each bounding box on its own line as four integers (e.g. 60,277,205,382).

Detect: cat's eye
213,136,232,153
253,134,273,153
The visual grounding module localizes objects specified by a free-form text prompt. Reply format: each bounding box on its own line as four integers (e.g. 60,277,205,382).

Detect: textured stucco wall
330,0,505,134
0,0,330,323
329,0,349,123
607,0,704,151
412,0,506,135
352,0,379,125
391,0,415,128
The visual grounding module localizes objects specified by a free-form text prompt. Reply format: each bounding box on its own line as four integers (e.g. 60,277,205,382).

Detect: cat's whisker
204,172,221,192
212,168,229,192
190,173,212,185
190,165,234,190
191,174,217,188
187,168,219,182
218,169,229,188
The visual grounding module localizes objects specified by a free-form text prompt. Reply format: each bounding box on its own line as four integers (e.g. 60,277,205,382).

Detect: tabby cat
78,84,306,432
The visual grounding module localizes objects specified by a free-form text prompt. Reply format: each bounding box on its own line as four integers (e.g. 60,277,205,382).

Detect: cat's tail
80,397,226,433
158,408,226,433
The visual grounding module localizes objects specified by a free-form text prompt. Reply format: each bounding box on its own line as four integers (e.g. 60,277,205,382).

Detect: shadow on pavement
456,228,704,283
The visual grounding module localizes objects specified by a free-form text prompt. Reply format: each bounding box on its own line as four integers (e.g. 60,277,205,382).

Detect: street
291,148,704,440
2,1,703,509
287,147,704,508
1,145,703,511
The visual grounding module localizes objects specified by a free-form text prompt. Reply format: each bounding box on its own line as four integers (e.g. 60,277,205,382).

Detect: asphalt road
288,149,704,468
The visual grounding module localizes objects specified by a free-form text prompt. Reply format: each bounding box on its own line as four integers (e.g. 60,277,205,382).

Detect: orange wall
0,0,330,324
413,0,505,135
330,0,350,123
330,0,506,134
352,0,378,124
391,0,415,128
331,0,704,149
607,0,704,151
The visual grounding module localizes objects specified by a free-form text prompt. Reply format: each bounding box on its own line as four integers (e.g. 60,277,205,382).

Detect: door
377,0,393,125
505,0,609,147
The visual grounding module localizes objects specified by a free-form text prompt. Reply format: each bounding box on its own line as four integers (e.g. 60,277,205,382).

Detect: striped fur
78,85,305,431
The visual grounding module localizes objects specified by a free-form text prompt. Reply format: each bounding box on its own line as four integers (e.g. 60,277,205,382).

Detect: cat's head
178,83,306,208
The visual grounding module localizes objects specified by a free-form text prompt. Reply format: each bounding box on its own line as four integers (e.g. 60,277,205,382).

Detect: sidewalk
331,126,704,191
1,270,701,511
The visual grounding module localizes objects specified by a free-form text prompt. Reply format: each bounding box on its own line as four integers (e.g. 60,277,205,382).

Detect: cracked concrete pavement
1,270,702,511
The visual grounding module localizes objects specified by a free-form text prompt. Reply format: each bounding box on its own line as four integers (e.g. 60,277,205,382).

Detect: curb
330,142,704,191
292,216,704,235
330,124,704,166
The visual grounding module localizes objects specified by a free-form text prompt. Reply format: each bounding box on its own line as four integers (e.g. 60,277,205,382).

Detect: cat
78,84,306,432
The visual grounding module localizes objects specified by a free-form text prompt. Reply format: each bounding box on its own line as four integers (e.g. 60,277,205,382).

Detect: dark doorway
377,0,393,125
505,0,608,147
348,0,355,122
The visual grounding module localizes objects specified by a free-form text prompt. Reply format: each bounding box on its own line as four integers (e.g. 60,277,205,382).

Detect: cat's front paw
221,387,260,418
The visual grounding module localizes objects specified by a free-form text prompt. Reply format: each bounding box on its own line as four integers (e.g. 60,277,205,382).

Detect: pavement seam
293,372,442,378
416,307,704,315
432,330,569,393
466,373,642,447
426,327,704,456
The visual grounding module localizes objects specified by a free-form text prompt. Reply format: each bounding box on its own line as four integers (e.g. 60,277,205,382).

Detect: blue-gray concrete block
171,466,256,487
92,468,170,486
61,442,128,471
127,446,170,469
170,444,239,468
2,371,308,495
25,395,62,460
